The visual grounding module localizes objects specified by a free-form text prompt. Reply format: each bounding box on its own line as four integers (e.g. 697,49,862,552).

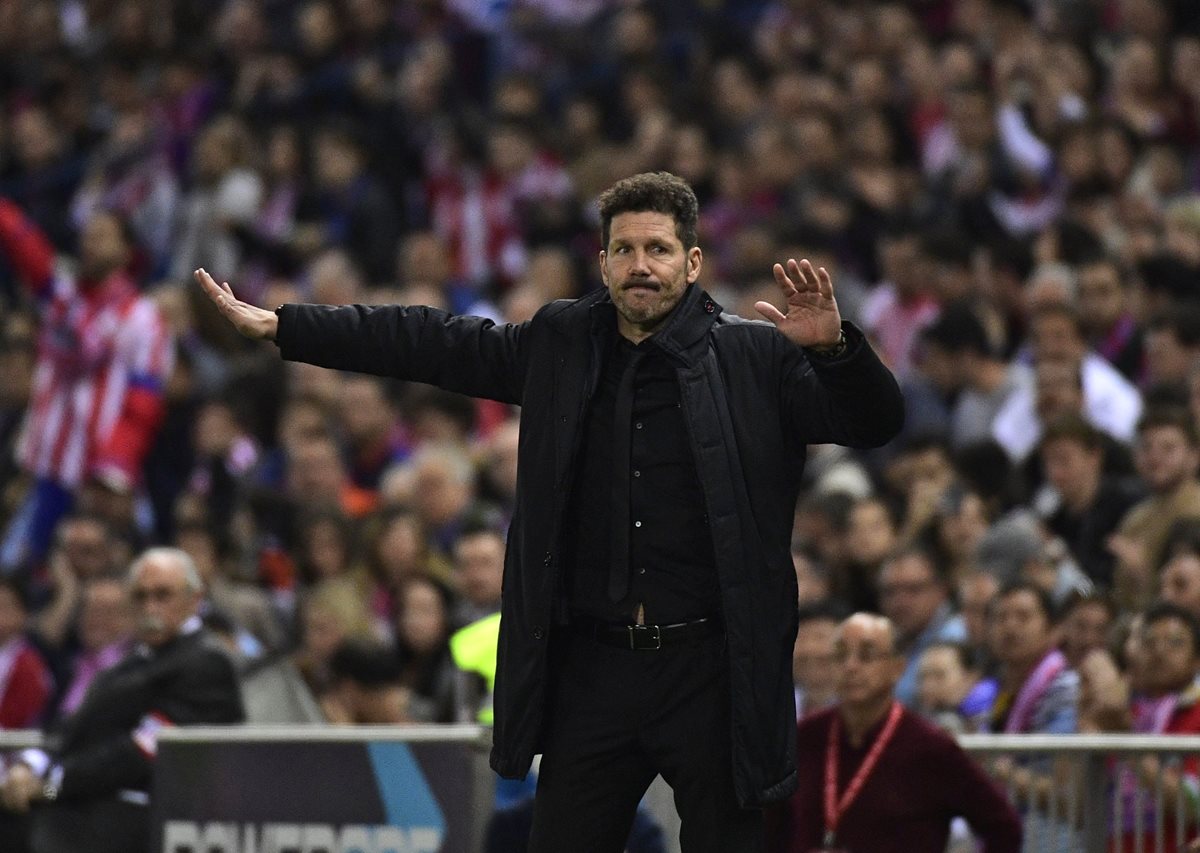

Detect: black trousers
528,629,764,853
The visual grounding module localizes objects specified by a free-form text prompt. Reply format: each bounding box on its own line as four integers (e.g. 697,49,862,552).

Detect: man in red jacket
0,200,174,571
776,613,1021,853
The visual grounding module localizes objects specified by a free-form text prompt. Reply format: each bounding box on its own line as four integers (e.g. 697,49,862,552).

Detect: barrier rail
961,735,1200,853
6,726,1200,852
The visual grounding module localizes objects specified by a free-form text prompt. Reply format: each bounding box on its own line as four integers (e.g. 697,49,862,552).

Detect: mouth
623,281,660,293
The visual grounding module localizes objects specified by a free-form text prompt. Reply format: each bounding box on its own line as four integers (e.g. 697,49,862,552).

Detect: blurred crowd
0,0,1197,788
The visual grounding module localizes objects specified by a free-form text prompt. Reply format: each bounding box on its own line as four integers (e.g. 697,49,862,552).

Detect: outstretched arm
194,268,528,404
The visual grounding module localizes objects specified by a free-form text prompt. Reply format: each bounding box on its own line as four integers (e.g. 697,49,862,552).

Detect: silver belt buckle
628,624,662,650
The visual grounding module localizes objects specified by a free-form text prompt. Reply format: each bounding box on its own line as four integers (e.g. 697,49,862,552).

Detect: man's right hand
0,764,42,813
194,269,279,341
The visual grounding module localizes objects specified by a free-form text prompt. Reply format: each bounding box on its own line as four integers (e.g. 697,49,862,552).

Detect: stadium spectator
1080,603,1200,852
859,220,939,379
1111,406,1200,610
993,305,1143,462
323,640,413,725
392,575,457,723
0,579,52,729
173,521,284,655
916,641,995,734
957,570,1001,672
1037,413,1145,588
0,548,243,853
1161,531,1200,619
775,613,1021,853
877,545,965,707
921,302,1033,450
1143,305,1200,394
1076,254,1143,383
791,602,843,721
335,375,407,493
984,581,1078,736
1058,592,1119,671
292,579,378,705
449,522,504,630
0,201,174,572
983,581,1080,849
841,495,899,615
47,575,132,724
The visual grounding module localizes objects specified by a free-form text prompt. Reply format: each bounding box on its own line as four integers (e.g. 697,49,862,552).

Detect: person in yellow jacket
450,611,500,724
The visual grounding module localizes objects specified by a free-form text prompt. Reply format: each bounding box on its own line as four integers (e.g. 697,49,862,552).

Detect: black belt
571,614,723,650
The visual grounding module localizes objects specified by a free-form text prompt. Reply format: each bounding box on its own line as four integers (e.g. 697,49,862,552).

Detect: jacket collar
555,284,722,364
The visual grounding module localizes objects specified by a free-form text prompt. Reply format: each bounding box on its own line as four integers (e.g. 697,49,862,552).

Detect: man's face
1034,359,1084,422
1077,263,1125,331
1030,314,1084,363
958,573,998,650
989,590,1054,667
1141,616,1198,696
1060,601,1112,667
452,532,505,607
79,212,129,280
1040,437,1102,508
79,580,133,651
130,558,200,648
846,500,896,565
878,553,944,639
1135,425,1200,494
600,211,701,341
917,646,970,712
59,518,113,579
834,618,902,707
792,618,839,694
1161,554,1200,616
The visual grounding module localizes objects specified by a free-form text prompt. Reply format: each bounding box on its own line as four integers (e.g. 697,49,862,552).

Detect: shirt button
639,568,646,575
533,626,545,640
634,521,642,528
635,422,643,430
633,470,641,478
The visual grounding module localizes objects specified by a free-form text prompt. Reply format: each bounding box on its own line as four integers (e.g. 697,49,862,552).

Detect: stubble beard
614,274,687,333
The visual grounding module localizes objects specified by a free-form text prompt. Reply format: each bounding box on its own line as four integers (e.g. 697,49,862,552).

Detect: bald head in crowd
835,613,904,715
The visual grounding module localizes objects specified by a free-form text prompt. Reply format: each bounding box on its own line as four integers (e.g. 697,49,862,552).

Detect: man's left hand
0,764,43,813
754,258,842,349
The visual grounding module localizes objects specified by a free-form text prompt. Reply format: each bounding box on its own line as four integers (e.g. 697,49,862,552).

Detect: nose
628,249,651,275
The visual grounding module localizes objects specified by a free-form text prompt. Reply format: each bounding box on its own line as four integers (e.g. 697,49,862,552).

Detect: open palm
754,258,842,349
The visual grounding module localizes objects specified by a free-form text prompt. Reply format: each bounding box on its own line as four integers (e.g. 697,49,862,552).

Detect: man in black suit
196,172,903,851
0,547,244,853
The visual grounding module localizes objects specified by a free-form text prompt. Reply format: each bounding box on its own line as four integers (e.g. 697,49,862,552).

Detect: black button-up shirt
563,327,719,624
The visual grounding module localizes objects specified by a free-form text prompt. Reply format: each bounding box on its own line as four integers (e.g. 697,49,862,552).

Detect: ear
599,250,610,289
686,246,702,284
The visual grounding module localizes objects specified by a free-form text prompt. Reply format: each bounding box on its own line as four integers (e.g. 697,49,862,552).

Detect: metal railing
960,734,1200,853
6,726,1200,852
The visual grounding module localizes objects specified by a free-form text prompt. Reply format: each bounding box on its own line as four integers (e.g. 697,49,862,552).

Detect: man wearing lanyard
775,613,1021,852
